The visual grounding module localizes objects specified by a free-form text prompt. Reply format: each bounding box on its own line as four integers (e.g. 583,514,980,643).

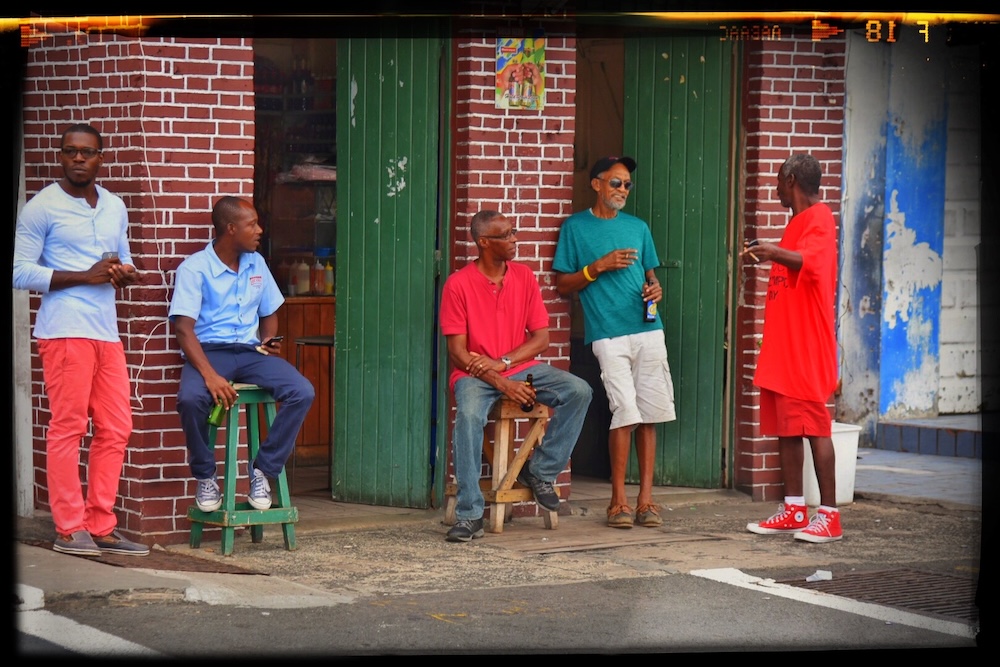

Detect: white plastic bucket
802,421,862,506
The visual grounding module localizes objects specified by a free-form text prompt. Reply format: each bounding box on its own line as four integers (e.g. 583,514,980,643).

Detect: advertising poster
495,34,545,110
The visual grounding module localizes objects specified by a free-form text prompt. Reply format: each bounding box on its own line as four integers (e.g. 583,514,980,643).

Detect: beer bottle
207,400,228,427
643,279,657,323
521,373,535,412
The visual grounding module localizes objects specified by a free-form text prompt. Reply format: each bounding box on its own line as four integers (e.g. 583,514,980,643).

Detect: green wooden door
622,34,736,487
333,30,445,506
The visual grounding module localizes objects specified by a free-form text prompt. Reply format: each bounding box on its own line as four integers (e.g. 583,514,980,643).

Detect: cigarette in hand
747,251,759,263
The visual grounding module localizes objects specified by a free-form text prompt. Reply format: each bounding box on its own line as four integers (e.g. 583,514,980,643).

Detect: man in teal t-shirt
553,156,677,530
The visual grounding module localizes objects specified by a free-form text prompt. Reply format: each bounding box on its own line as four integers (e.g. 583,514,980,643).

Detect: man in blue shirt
13,123,149,557
169,196,315,513
553,156,677,530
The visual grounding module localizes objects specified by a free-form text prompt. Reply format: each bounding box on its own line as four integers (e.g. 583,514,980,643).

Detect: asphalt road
23,572,977,655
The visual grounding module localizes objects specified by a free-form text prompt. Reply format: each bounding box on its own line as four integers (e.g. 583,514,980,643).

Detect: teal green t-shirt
553,209,661,344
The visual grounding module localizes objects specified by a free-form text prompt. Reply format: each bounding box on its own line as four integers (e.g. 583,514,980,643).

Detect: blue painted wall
878,38,946,418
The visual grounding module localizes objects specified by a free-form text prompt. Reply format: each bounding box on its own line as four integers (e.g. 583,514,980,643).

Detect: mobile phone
102,251,119,259
265,336,284,347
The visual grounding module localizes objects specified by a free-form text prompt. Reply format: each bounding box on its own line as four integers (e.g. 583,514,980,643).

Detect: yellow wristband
582,264,597,282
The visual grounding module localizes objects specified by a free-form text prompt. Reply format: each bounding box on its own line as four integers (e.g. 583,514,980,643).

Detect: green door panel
333,29,444,506
623,34,735,488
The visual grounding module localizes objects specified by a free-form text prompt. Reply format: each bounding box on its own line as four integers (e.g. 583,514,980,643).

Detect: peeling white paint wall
890,350,940,411
882,189,943,330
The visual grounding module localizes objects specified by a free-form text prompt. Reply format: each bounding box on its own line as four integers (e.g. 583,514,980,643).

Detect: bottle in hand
643,280,657,323
521,373,535,412
207,401,228,427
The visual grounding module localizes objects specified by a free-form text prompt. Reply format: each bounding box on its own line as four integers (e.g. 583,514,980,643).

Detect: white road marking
17,585,162,656
690,568,977,640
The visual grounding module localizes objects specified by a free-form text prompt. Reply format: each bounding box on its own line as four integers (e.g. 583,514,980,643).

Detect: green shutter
623,34,736,487
333,29,445,506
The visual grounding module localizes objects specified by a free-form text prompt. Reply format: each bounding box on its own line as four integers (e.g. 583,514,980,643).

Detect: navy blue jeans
177,343,315,480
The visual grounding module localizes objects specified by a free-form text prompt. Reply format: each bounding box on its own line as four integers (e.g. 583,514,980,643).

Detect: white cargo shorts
591,328,676,430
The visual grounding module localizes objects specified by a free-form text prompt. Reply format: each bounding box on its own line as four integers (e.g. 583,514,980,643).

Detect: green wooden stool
187,383,298,556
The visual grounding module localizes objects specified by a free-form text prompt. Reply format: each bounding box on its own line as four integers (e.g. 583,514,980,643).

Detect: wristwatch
501,356,513,371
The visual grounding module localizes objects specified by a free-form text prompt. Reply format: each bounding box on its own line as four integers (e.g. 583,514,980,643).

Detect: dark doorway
567,36,625,480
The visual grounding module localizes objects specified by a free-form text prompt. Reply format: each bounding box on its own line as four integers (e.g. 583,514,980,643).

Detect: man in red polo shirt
439,209,592,542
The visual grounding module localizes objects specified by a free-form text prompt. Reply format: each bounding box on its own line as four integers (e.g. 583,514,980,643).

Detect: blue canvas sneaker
248,466,272,510
196,476,222,512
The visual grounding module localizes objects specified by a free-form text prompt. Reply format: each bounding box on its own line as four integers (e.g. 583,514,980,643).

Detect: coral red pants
38,338,133,537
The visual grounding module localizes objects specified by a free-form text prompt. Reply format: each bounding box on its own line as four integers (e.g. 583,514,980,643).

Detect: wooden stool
187,383,298,556
445,398,559,534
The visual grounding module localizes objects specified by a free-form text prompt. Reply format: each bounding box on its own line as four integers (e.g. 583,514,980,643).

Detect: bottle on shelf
274,258,289,292
311,258,325,295
521,373,535,412
296,258,311,295
298,56,312,110
286,260,297,296
288,58,300,110
324,260,335,294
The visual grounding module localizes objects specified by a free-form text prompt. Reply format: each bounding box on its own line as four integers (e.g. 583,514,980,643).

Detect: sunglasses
61,146,100,159
483,227,518,241
602,177,633,191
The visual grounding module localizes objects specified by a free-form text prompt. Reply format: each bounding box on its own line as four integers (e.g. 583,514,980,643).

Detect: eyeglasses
602,177,633,191
482,227,518,241
483,227,517,240
61,146,100,159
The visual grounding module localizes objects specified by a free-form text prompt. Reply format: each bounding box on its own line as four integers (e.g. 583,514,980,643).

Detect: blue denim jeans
451,364,592,521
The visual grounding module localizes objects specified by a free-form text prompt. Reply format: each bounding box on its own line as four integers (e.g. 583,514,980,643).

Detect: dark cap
590,156,637,180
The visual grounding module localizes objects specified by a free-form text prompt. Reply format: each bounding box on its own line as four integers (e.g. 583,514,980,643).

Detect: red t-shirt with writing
754,202,839,402
439,261,548,392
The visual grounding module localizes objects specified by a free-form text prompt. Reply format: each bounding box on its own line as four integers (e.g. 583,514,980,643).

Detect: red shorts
759,388,832,437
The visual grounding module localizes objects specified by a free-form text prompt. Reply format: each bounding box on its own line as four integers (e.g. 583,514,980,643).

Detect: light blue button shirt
12,182,133,342
168,240,284,345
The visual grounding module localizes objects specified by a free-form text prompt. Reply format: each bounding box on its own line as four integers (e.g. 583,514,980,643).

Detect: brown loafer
607,504,634,529
636,503,663,528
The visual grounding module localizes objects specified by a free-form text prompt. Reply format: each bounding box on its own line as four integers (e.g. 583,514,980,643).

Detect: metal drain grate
779,568,979,623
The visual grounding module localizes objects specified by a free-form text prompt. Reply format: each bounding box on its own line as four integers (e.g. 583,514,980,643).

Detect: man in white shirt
13,123,149,557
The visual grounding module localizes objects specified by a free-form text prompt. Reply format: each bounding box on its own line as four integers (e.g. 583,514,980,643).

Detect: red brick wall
451,29,577,360
20,35,255,542
734,35,846,501
448,26,578,512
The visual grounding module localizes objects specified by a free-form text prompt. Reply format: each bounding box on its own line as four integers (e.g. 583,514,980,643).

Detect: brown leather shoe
607,504,634,529
636,503,663,528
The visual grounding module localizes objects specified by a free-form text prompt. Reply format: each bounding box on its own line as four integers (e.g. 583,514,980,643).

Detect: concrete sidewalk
15,447,984,613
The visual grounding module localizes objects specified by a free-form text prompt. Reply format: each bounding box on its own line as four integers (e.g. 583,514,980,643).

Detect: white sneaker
247,467,272,510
